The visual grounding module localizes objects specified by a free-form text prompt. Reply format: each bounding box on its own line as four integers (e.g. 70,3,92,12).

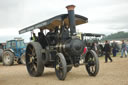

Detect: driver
61,25,70,41
31,31,38,42
38,29,48,48
46,27,58,45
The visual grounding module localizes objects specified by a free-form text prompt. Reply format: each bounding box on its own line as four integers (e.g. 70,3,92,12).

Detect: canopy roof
19,14,88,34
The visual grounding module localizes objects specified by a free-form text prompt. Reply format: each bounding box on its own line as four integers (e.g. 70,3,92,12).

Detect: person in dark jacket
111,41,118,57
104,40,113,63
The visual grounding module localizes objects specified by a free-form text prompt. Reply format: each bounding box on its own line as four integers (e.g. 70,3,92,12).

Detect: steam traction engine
19,5,99,80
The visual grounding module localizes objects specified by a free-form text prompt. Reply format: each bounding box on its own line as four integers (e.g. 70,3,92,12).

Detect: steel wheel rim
86,54,96,74
56,56,63,76
27,45,38,74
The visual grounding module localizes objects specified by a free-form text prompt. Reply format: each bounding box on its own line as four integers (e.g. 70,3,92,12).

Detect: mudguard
4,49,15,54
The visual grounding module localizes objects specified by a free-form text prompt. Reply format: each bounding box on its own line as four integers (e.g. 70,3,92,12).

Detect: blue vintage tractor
2,38,26,66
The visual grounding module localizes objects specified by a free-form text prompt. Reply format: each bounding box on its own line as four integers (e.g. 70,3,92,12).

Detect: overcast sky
0,0,128,42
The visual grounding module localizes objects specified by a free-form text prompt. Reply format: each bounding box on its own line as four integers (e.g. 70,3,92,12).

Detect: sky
0,0,128,42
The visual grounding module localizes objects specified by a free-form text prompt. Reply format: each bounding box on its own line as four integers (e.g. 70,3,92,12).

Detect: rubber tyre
26,42,44,77
0,49,3,62
85,50,99,76
2,51,14,66
55,53,67,80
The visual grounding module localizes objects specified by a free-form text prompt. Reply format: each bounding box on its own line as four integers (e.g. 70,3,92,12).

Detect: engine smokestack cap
66,5,75,11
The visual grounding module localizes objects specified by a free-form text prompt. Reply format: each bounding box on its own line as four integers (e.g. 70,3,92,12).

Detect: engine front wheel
85,50,99,76
26,42,44,77
55,53,67,80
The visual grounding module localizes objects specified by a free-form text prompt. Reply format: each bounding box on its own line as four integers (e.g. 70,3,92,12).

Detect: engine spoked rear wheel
85,50,99,76
26,42,44,77
55,53,67,80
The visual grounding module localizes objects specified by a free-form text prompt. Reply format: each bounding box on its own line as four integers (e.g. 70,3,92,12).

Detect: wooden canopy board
19,14,88,34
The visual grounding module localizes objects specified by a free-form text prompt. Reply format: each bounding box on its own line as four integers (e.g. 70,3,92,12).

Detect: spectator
104,40,113,63
121,40,127,58
111,41,118,57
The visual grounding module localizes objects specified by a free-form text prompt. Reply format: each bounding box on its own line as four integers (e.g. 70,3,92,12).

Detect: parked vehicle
2,38,26,66
81,33,105,57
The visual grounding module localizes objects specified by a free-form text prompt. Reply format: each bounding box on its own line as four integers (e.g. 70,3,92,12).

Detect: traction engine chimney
66,5,76,36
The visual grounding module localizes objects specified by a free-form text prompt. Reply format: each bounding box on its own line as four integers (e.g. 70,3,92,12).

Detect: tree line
102,31,128,40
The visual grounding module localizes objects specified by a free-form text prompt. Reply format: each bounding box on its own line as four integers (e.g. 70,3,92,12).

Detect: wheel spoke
29,63,34,71
59,70,63,76
33,64,37,72
28,60,32,65
28,62,36,72
27,45,37,72
28,53,33,57
29,46,33,52
32,51,36,57
29,57,33,63
91,66,94,73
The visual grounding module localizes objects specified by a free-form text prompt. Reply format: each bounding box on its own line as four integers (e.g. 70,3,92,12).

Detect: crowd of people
82,39,128,63
104,40,127,63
